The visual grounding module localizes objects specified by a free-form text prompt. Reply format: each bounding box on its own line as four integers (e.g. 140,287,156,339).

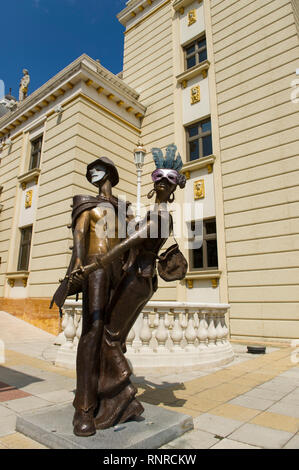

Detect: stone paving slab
257,380,297,394
229,422,294,449
241,387,290,402
0,404,15,418
19,378,75,395
16,402,193,449
209,403,260,422
250,411,299,434
11,364,68,381
210,438,261,449
267,402,299,419
193,413,244,437
280,369,299,379
35,389,74,404
228,395,275,411
0,386,31,402
285,388,299,400
161,429,220,449
0,367,43,388
2,396,53,413
0,414,16,437
0,432,47,449
283,434,299,449
279,396,299,407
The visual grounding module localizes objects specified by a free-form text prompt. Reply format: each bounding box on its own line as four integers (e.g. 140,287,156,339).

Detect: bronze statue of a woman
52,145,187,436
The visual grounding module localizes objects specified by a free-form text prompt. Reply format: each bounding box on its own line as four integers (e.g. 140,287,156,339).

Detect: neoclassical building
0,0,298,344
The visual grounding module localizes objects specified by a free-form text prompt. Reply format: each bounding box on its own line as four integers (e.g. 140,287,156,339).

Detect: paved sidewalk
0,311,298,449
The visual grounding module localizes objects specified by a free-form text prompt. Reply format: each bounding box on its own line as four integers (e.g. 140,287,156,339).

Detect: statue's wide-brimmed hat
86,157,119,187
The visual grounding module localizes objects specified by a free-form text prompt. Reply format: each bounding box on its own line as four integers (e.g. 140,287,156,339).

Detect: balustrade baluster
197,309,208,349
185,310,197,351
171,309,184,351
72,309,79,347
153,312,159,329
214,309,224,346
155,311,168,351
126,326,136,351
221,310,229,344
54,308,68,345
75,310,82,346
194,312,200,338
180,311,188,331
139,312,152,351
63,308,76,349
164,312,170,329
206,310,217,348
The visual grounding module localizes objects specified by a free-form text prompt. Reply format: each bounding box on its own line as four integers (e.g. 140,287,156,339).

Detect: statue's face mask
151,168,179,185
89,165,107,186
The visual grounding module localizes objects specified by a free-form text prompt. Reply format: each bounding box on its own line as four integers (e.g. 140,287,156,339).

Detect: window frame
186,118,213,162
189,217,218,271
29,135,43,171
184,34,207,71
17,225,33,271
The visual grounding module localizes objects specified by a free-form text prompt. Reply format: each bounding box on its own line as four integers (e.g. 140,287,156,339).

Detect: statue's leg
115,273,158,353
95,270,153,429
73,268,109,436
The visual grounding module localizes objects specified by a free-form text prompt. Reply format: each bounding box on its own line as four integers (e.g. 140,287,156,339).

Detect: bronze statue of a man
51,146,187,436
52,156,131,436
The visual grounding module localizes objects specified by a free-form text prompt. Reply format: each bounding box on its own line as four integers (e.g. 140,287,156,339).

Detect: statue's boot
98,327,132,397
118,398,144,424
94,382,137,430
73,408,96,437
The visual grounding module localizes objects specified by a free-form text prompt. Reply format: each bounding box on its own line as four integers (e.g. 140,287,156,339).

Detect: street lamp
134,142,146,221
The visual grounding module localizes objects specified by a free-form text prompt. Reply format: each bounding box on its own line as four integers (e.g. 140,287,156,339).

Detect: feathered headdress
151,144,183,172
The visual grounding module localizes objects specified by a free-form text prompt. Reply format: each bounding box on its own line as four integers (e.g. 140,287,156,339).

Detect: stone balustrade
55,300,234,371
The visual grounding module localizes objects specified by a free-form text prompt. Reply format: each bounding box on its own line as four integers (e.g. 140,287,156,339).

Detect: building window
17,226,32,271
29,135,43,170
184,35,207,70
189,218,218,270
186,118,212,161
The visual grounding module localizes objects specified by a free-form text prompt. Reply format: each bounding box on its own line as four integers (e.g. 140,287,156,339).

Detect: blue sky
1,0,127,99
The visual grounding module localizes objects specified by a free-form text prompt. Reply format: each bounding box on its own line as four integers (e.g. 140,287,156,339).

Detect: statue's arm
73,210,90,270
101,219,153,267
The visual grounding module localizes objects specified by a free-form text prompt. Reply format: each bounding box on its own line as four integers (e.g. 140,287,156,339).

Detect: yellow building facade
0,0,298,343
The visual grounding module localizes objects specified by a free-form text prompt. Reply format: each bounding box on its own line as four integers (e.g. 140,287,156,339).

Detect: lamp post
134,142,146,221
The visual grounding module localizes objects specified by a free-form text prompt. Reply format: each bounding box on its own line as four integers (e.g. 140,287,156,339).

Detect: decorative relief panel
188,9,197,26
25,190,33,209
190,85,200,104
194,179,205,200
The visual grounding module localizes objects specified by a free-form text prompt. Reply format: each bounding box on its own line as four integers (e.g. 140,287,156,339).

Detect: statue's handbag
157,242,188,282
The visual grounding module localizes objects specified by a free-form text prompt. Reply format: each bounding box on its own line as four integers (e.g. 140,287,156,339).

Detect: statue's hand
70,266,86,286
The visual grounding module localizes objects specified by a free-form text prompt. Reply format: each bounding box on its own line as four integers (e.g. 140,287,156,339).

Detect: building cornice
118,0,154,25
118,0,170,30
182,154,216,178
176,60,210,87
0,55,146,138
173,0,203,12
18,168,41,189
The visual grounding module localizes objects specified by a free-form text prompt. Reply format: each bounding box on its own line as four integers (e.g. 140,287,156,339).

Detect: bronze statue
51,145,187,436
